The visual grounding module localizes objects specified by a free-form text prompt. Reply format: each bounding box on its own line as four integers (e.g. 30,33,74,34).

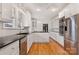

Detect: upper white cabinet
17,10,32,29
59,5,71,18
64,7,71,18
22,11,32,33
1,4,32,31
2,4,15,19
59,10,65,18
70,4,79,16
22,11,31,27
1,4,17,29
59,4,79,18
31,18,37,32
0,4,2,20
1,4,22,29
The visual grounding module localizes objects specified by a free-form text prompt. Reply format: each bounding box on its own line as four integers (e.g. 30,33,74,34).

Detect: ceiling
20,3,69,20
1,3,69,20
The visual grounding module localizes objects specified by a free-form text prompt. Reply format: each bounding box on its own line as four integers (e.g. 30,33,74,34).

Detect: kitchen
0,3,79,55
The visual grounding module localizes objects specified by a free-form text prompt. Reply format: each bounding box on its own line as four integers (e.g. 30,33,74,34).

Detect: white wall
35,18,49,32
36,20,43,31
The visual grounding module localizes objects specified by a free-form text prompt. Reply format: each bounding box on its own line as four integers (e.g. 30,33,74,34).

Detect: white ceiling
1,3,69,20
20,3,69,20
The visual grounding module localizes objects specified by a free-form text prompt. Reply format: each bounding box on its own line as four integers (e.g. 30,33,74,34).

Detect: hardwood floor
28,38,69,55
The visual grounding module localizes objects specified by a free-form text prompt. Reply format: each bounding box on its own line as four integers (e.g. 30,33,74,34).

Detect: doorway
43,24,48,32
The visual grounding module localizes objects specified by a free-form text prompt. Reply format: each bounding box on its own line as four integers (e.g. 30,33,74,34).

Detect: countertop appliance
64,14,79,55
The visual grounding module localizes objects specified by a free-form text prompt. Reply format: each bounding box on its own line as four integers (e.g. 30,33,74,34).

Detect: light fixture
51,8,58,12
36,8,41,11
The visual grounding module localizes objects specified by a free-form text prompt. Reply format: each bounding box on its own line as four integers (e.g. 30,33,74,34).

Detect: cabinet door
0,41,19,55
22,11,31,27
0,3,2,18
2,4,13,19
19,37,27,55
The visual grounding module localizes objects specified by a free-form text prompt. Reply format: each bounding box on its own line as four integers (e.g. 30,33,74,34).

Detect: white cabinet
32,19,37,32
17,10,31,30
2,4,14,19
59,4,79,18
59,10,65,18
70,4,79,16
59,6,71,18
0,4,2,19
0,40,19,55
21,11,32,33
22,14,29,27
1,4,17,29
1,4,21,29
16,10,23,29
64,8,71,18
22,11,31,27
50,32,64,46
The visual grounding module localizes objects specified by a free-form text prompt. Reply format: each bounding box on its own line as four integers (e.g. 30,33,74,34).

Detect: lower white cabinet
50,32,64,47
0,40,19,55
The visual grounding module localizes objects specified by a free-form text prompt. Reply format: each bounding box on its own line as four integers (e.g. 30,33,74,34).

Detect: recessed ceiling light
51,8,58,12
36,8,41,11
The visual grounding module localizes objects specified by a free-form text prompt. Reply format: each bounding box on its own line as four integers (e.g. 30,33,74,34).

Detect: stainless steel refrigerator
64,14,79,55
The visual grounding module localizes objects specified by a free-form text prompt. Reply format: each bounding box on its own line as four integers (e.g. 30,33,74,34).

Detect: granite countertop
0,33,28,48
